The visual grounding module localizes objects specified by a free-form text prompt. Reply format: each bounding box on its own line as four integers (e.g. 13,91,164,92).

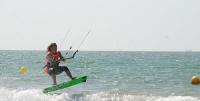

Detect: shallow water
0,50,200,101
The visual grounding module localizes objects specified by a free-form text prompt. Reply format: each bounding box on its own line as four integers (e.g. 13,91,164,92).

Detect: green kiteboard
43,76,87,93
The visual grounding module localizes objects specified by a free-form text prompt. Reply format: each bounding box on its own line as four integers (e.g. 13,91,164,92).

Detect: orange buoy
191,76,200,85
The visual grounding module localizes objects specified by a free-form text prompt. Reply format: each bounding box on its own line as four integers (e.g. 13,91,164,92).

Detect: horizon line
0,49,198,52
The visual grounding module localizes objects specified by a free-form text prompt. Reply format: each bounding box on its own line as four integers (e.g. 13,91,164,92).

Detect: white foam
0,88,71,101
0,88,199,101
83,92,200,101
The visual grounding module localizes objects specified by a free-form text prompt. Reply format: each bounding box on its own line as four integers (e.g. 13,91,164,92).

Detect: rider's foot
71,77,76,80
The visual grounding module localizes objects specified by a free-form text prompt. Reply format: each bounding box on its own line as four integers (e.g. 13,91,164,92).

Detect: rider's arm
64,50,78,60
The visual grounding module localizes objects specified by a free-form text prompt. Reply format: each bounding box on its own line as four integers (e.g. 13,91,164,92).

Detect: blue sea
0,50,200,101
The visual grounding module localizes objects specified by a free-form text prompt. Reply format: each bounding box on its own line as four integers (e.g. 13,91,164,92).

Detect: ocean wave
0,88,71,101
0,88,199,101
83,92,200,101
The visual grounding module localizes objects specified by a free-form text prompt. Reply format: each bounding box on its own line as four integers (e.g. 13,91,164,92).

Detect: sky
0,0,200,51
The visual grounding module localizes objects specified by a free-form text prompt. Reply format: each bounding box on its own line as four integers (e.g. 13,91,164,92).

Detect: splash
83,92,200,101
0,88,71,101
0,88,199,101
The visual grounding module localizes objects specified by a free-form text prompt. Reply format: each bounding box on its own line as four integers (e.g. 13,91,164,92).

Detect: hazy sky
0,0,200,51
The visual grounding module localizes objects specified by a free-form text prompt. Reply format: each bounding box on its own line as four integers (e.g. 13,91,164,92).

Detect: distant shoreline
0,50,198,52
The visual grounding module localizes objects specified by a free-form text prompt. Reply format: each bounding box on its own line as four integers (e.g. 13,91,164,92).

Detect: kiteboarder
44,43,76,85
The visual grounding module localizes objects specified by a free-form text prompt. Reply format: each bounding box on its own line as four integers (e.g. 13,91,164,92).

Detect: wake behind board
43,76,87,93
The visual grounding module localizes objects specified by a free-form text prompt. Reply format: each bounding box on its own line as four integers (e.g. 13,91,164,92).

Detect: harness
43,51,62,73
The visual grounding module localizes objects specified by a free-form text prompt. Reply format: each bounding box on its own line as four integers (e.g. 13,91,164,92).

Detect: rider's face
51,45,57,52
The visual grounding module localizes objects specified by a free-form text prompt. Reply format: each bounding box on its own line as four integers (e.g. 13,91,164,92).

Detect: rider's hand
61,58,66,62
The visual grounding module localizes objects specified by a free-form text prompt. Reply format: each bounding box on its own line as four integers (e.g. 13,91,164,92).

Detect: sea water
0,50,200,101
